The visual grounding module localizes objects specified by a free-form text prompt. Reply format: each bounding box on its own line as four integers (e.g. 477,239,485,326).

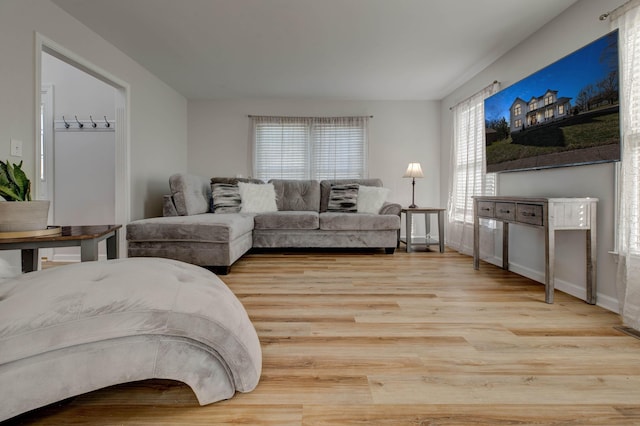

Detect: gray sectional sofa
127,174,401,273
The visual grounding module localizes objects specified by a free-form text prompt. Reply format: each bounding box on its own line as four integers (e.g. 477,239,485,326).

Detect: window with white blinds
251,116,368,182
616,4,640,255
449,85,497,224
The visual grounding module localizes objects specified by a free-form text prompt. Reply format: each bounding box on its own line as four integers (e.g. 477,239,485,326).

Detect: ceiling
50,0,579,100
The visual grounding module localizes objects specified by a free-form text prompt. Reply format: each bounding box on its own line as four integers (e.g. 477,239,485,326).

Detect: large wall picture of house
484,30,620,173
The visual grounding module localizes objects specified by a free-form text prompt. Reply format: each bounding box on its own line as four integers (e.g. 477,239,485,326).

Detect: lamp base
408,204,418,209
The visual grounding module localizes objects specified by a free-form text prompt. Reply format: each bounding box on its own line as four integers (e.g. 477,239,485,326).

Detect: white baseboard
490,258,620,314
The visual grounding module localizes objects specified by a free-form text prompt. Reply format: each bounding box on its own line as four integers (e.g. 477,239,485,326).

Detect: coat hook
75,115,84,128
62,115,70,129
104,116,111,128
89,115,97,128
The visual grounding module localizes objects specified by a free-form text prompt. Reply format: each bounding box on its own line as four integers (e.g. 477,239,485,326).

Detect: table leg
438,210,444,253
405,211,412,253
502,222,509,270
424,213,430,242
586,229,597,304
80,239,100,262
545,228,554,304
473,208,480,270
21,248,38,273
107,229,120,260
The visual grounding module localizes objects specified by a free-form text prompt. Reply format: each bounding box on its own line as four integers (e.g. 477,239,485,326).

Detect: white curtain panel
447,82,498,257
612,0,640,330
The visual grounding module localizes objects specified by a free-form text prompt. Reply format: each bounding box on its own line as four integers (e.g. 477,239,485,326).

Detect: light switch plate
10,139,23,157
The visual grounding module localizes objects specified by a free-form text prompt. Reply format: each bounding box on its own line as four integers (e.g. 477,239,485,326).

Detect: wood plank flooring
7,248,640,425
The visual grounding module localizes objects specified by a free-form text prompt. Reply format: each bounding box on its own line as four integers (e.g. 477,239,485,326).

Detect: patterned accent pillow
212,183,241,213
327,184,359,213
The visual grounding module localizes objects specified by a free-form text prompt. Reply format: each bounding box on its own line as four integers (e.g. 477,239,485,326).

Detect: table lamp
403,162,424,208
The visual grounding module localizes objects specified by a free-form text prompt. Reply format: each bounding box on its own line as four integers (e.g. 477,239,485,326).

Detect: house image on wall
509,89,572,133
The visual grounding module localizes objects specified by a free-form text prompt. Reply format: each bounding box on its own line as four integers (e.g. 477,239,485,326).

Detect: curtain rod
600,0,634,20
247,115,373,118
449,80,499,111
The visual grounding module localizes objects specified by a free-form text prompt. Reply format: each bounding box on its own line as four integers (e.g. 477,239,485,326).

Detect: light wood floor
8,248,640,425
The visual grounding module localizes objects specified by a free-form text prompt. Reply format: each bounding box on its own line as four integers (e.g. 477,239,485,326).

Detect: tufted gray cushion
269,179,320,211
169,173,212,216
127,214,255,243
254,211,320,230
320,212,400,231
0,258,262,421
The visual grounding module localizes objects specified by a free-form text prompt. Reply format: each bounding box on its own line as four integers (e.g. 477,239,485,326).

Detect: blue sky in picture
484,30,619,124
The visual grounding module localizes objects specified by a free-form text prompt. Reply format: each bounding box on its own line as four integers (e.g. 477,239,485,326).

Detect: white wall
188,99,440,237
440,0,627,312
0,0,188,222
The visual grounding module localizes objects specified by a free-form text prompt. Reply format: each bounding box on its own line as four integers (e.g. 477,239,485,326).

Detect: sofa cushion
127,214,255,243
169,174,211,216
327,184,359,213
212,183,242,213
319,212,400,231
270,180,320,211
320,179,383,212
254,211,319,230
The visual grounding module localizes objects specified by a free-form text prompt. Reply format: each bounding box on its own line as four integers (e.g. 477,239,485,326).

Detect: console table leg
586,229,597,304
545,229,554,304
473,213,479,270
502,222,509,270
438,210,445,253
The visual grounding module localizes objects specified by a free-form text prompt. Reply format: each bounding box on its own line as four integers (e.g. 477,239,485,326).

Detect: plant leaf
11,161,30,201
0,186,21,202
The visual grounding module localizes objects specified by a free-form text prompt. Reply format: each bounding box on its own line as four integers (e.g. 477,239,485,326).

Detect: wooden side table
0,225,121,273
401,208,445,253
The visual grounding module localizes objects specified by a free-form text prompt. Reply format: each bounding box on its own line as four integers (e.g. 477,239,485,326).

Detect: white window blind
450,85,497,224
252,116,368,182
446,82,498,255
612,0,640,332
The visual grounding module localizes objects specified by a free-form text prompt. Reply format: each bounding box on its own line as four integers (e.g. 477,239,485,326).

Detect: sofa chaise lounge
0,257,262,422
127,174,402,273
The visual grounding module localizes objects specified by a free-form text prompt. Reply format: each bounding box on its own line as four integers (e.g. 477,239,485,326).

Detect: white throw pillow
357,185,390,214
238,182,278,213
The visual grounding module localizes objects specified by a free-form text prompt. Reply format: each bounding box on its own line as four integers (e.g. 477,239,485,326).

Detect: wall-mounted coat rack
55,115,115,132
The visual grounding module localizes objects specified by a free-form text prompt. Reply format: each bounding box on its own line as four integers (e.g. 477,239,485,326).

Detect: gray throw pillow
212,183,241,213
327,184,359,213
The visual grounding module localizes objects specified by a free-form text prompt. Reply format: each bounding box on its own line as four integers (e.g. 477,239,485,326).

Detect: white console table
473,196,597,304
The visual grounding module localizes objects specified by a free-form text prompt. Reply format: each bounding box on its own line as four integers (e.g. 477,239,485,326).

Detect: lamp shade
403,162,424,178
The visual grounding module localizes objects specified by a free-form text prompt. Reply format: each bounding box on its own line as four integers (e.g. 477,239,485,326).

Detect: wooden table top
0,225,121,244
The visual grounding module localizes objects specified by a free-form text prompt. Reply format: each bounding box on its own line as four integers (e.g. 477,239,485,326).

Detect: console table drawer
495,202,515,221
477,201,495,218
516,203,543,226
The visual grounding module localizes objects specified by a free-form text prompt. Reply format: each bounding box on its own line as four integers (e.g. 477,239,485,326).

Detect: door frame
34,33,130,257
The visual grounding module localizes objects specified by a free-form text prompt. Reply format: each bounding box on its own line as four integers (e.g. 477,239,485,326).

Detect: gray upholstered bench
0,258,261,422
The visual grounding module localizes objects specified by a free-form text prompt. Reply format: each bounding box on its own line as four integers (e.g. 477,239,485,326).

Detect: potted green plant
0,160,50,233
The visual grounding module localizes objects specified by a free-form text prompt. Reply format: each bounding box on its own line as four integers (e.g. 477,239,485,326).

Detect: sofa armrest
379,202,401,216
163,195,178,217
